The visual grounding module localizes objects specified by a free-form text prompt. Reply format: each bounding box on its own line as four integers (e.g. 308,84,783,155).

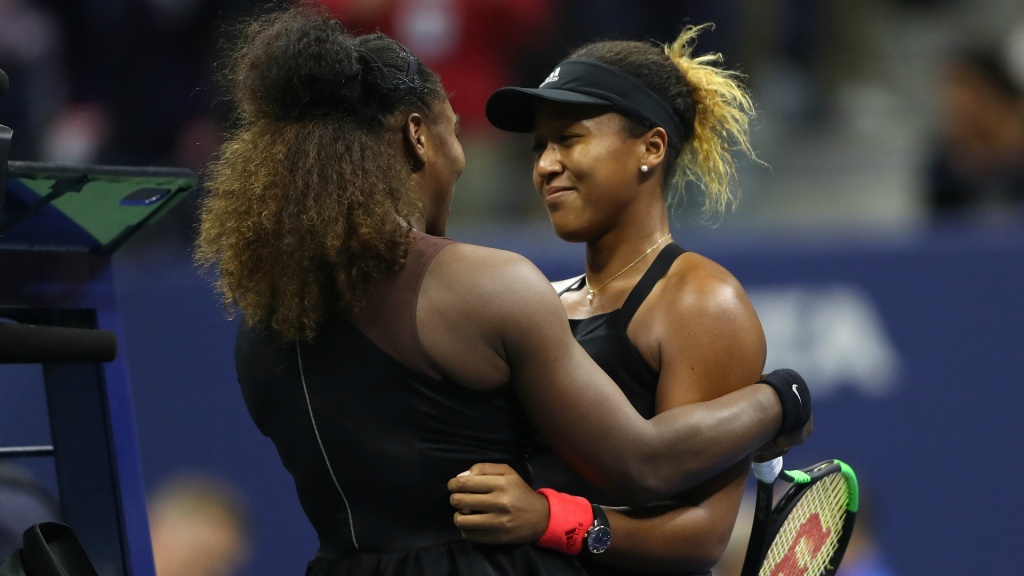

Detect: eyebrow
454,114,461,132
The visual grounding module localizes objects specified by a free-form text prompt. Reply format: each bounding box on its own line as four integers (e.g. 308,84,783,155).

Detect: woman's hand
447,463,550,545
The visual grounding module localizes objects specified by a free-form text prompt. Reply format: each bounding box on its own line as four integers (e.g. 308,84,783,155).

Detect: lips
543,186,575,201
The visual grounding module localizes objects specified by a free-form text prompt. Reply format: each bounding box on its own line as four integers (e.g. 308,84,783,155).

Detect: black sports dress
530,243,710,576
236,233,586,576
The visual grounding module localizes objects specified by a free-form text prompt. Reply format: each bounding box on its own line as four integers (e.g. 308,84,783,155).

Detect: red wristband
536,488,593,555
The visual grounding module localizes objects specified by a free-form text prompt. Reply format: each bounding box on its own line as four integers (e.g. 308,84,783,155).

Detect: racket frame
740,459,859,576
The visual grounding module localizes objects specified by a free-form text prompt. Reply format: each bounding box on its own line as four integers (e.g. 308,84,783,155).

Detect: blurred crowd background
2,0,1023,233
2,1,1024,576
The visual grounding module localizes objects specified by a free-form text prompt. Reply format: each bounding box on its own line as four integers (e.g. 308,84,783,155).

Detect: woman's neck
584,201,671,284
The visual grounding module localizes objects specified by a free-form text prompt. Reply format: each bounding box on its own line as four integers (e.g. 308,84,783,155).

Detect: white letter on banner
749,285,901,398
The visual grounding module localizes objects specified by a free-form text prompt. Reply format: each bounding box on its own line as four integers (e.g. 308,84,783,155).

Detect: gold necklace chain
585,234,671,302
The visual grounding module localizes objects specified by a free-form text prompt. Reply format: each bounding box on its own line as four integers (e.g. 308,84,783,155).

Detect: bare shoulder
418,241,568,389
636,250,765,376
657,251,753,317
425,241,563,323
430,242,555,295
639,255,765,405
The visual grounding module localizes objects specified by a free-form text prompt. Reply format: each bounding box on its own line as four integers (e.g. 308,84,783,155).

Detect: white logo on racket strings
541,67,560,86
792,384,802,406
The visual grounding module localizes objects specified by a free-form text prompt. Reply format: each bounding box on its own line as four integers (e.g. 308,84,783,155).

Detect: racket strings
760,474,849,575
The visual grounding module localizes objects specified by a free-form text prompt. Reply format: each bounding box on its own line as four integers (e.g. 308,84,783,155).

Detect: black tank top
236,233,585,575
570,243,688,422
531,243,686,503
531,244,708,576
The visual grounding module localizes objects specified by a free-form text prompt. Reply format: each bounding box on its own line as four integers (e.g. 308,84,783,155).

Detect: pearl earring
640,165,649,173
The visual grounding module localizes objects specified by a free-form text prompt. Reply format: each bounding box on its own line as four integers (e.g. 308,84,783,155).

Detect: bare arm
429,245,787,504
599,465,747,572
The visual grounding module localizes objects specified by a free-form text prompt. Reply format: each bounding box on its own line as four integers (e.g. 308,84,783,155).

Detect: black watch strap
585,504,612,554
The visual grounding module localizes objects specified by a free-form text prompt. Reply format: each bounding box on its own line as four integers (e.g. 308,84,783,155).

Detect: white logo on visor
541,67,560,86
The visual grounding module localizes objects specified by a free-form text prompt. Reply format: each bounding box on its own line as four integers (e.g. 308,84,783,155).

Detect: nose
534,145,563,181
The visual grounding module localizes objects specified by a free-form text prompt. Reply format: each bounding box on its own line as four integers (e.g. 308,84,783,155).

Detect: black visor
486,58,689,143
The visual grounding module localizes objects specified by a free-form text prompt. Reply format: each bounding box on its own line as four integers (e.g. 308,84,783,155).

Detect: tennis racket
739,458,859,576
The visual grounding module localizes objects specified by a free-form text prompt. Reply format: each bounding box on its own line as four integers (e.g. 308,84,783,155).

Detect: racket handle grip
752,457,783,483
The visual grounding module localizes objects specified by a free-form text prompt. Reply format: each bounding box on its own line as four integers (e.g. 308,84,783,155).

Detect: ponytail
665,25,758,216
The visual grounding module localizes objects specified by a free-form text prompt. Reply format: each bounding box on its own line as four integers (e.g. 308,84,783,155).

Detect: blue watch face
587,525,612,553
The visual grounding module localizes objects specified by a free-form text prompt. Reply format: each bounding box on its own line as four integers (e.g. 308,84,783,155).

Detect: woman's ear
403,112,427,171
641,127,669,172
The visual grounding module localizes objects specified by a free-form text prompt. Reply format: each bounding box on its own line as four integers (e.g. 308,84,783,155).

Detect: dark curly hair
195,3,446,341
570,25,757,215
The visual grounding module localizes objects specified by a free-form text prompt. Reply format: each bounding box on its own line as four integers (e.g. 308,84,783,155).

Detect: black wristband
757,368,811,437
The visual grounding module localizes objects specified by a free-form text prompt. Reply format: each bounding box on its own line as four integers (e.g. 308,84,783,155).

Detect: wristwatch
585,504,612,554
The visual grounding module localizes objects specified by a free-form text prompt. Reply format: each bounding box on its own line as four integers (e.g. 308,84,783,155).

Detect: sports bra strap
619,243,686,322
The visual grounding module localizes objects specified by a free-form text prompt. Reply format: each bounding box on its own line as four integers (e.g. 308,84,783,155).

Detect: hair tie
286,42,423,121
357,48,422,109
